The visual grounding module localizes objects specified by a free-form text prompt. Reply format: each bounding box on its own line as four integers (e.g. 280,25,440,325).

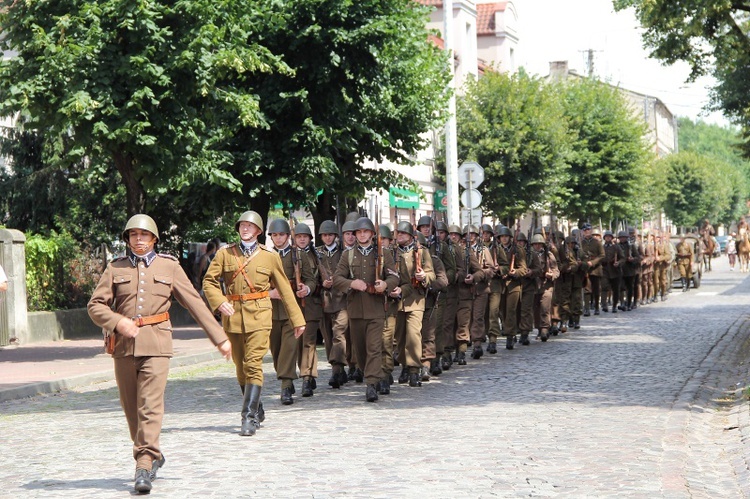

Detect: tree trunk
113,150,145,216
252,193,271,245
310,190,338,238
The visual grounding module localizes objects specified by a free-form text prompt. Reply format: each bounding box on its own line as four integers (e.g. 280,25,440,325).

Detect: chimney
549,61,569,82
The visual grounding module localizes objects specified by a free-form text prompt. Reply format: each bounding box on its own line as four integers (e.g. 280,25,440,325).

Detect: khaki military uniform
429,239,456,362
533,248,559,332
203,243,305,388
333,244,399,384
654,240,672,298
495,244,528,339
299,247,323,381
641,240,655,303
316,243,348,372
380,243,400,380
619,241,640,309
676,240,694,280
581,236,604,313
453,243,483,354
421,254,449,369
89,252,228,469
469,243,495,345
393,242,435,374
602,241,625,309
439,241,460,358
518,245,541,336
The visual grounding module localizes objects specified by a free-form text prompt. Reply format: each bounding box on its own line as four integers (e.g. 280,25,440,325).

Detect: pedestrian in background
727,232,737,271
88,214,231,494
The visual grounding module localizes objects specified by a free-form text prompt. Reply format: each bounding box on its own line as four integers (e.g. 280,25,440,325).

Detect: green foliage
660,151,736,227
677,117,749,223
454,70,570,220
558,78,654,223
25,232,100,311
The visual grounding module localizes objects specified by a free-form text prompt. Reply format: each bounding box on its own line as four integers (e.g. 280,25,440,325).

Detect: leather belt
226,291,269,302
131,312,170,327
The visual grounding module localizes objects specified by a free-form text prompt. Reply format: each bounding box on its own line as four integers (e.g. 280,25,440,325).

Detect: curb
0,349,223,403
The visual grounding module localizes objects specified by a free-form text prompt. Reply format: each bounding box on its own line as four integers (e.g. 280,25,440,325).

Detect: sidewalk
0,326,223,403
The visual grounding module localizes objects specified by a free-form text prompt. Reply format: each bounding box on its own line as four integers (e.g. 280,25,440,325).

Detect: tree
660,151,735,227
613,0,750,155
0,0,287,217
558,78,654,224
454,70,570,222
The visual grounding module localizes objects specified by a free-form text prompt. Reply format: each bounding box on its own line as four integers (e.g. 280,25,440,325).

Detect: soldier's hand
374,279,387,294
218,302,235,317
293,325,306,338
415,269,426,282
269,289,281,300
296,284,310,298
545,271,555,279
323,277,333,289
217,339,232,361
351,279,368,292
389,286,402,298
464,274,474,284
116,317,139,338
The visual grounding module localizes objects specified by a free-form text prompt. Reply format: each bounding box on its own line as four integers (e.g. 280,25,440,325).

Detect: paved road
2,257,750,498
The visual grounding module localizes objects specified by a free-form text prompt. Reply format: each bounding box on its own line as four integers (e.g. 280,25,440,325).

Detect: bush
25,231,101,311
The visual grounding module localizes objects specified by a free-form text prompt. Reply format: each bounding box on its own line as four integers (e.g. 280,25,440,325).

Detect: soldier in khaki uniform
640,233,655,304
467,225,495,358
203,211,305,437
437,222,460,370
494,226,527,349
676,234,694,291
580,223,604,316
485,225,503,354
653,233,672,301
340,219,362,382
392,221,435,387
601,230,625,313
293,223,323,397
89,215,231,494
516,233,541,345
448,225,482,365
531,233,559,341
333,217,399,401
417,232,449,381
316,220,349,388
266,218,316,405
378,224,400,394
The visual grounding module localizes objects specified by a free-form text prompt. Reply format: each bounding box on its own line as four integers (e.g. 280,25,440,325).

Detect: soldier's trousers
534,284,554,330
396,309,424,370
518,281,535,333
421,305,438,365
227,328,271,387
621,275,635,307
470,292,489,344
270,318,299,382
487,289,503,341
441,289,459,353
606,276,621,309
588,275,601,310
654,265,668,296
551,278,565,323
298,319,319,378
344,315,355,368
381,309,397,377
455,298,473,348
322,310,347,367
633,273,641,302
571,285,583,319
349,318,384,385
500,280,522,337
678,261,692,280
556,274,573,324
114,355,170,467
641,271,652,300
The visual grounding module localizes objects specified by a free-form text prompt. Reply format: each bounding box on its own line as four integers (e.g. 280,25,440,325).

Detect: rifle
289,214,305,308
464,228,474,296
413,233,424,290
311,244,331,309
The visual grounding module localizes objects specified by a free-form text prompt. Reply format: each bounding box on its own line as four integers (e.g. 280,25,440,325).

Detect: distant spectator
199,241,218,284
0,264,7,292
727,232,737,271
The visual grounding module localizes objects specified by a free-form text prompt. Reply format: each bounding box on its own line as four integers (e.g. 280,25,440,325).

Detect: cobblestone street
2,258,750,498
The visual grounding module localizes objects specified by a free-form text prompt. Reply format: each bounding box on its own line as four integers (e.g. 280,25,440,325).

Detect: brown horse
701,235,717,272
738,234,750,272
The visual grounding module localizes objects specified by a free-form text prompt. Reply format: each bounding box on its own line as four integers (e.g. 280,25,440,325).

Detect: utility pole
444,0,460,226
579,48,601,78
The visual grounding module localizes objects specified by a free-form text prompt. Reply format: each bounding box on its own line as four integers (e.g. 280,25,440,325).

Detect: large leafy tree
613,0,750,155
558,78,653,224
454,70,570,222
0,0,286,219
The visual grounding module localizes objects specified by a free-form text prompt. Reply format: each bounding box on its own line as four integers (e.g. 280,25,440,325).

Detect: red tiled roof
428,34,445,49
477,2,507,35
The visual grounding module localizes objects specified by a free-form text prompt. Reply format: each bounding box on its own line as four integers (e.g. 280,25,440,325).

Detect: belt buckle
132,314,143,327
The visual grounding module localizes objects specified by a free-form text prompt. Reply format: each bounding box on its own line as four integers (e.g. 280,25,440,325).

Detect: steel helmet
617,230,628,238
416,233,428,245
379,224,393,239
344,212,360,223
318,220,338,235
341,221,357,234
396,221,414,234
530,234,546,244
435,221,448,232
416,216,432,229
481,224,493,234
122,214,159,243
268,219,291,235
465,225,479,235
516,232,528,242
603,230,614,238
294,222,313,236
497,226,512,237
493,224,506,235
355,217,376,233
235,210,263,233
448,224,462,235
592,227,601,236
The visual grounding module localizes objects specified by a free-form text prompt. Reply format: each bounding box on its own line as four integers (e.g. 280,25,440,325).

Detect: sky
517,0,729,127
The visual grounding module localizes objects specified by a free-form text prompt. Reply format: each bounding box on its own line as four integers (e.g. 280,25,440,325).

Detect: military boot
398,366,409,384
457,350,467,366
471,343,483,359
594,307,600,316
520,332,530,345
348,365,357,381
685,278,691,291
377,379,390,395
430,358,442,376
441,352,453,371
487,341,497,354
540,328,549,342
366,384,379,402
408,370,422,387
506,335,515,350
421,365,431,382
240,384,262,436
354,368,364,383
301,377,314,397
134,468,152,494
328,366,341,389
281,382,294,405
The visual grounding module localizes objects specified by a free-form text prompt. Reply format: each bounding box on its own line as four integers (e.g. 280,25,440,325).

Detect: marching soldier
653,233,671,301
486,225,503,354
531,233,559,341
516,232,540,345
549,230,566,334
448,225,482,365
494,226,527,349
601,230,624,313
417,232,449,381
580,223,604,317
467,225,495,358
392,222,435,387
640,233,655,305
340,219,363,383
378,224,399,394
203,211,305,437
618,230,640,310
628,227,644,310
316,220,349,388
266,219,316,405
333,217,399,401
675,234,694,292
90,214,232,493
436,221,460,371
293,222,323,397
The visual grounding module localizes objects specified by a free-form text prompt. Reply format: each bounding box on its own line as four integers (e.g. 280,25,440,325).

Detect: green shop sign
389,187,420,209
434,189,447,212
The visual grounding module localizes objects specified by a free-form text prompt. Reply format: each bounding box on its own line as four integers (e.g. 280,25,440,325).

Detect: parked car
716,235,729,254
670,234,702,289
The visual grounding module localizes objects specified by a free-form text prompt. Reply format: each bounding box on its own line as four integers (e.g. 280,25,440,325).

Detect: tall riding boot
685,278,691,291
681,277,687,292
240,384,262,436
